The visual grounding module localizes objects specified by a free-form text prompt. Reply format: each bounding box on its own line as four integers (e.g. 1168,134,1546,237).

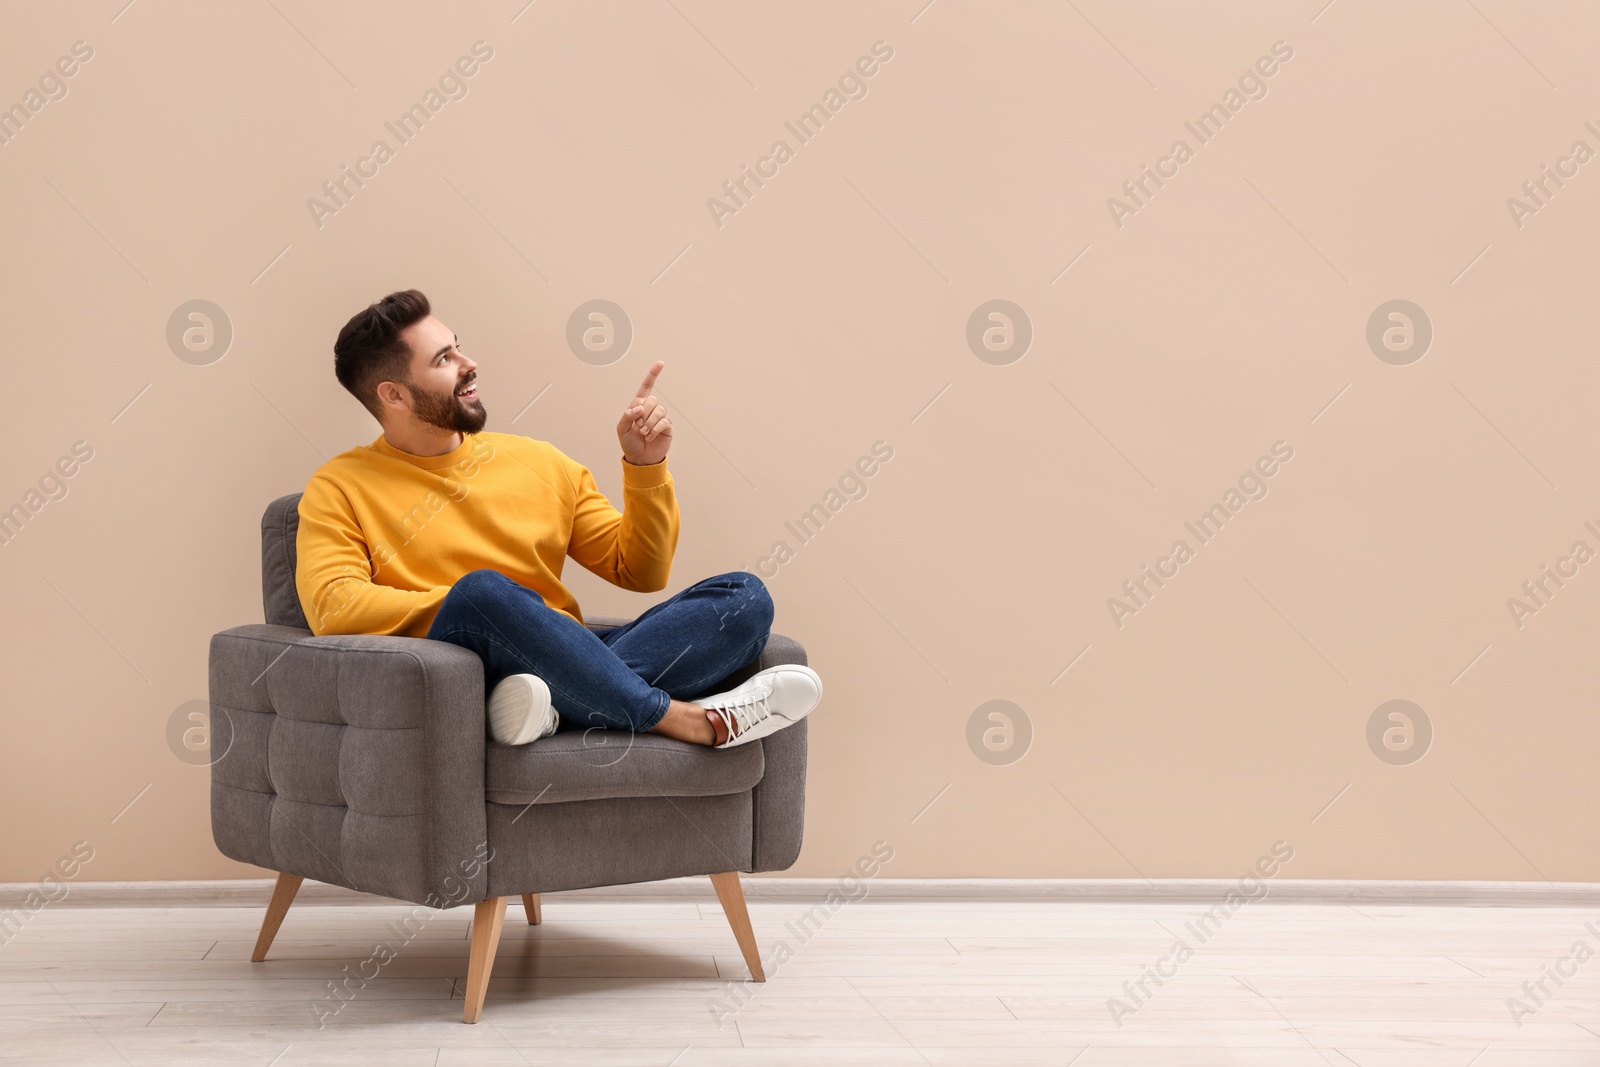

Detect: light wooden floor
2,896,1598,1065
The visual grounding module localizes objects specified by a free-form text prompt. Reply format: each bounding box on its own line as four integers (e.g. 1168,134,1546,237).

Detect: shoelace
707,680,776,741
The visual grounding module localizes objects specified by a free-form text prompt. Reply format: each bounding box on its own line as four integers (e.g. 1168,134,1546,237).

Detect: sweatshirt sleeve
294,472,452,637
563,452,680,593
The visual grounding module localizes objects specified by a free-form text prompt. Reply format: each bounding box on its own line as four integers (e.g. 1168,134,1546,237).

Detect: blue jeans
425,569,774,734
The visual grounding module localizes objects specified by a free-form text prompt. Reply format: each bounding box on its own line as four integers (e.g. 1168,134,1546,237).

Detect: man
294,289,821,748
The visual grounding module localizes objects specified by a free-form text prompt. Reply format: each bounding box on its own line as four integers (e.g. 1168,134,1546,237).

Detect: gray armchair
209,494,809,1022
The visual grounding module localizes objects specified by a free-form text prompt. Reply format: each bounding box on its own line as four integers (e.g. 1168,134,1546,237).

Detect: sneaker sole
488,674,555,746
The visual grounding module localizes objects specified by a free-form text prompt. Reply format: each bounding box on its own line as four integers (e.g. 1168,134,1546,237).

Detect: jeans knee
447,569,534,611
452,568,509,595
716,570,773,635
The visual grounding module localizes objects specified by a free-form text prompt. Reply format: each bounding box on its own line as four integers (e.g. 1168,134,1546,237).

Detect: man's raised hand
617,360,673,466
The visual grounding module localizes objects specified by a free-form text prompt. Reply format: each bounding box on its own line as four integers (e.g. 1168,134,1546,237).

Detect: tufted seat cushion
485,731,765,806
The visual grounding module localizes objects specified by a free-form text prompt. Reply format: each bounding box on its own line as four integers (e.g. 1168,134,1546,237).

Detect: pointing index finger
633,360,664,400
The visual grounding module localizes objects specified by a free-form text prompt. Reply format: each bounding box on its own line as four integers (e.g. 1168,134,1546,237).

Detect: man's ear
376,380,409,412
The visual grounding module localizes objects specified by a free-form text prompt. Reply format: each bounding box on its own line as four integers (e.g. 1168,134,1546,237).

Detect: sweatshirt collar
369,431,478,471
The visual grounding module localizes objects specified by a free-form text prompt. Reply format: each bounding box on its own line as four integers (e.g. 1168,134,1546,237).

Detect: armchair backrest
262,493,311,630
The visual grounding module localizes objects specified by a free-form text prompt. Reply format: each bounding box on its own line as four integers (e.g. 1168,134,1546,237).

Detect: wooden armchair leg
521,893,541,925
250,872,303,962
463,897,508,1024
709,871,765,982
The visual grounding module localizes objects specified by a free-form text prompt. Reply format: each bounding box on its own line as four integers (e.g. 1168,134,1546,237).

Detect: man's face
393,315,484,433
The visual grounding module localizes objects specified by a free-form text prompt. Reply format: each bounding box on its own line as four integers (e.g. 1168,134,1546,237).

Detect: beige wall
2,0,1596,885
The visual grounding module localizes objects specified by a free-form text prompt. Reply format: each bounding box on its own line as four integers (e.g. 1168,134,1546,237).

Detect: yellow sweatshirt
294,431,679,638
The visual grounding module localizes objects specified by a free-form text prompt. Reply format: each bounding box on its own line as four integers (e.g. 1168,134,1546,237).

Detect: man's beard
407,379,487,434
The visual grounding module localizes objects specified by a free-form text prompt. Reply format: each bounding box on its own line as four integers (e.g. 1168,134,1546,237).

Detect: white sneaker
487,674,558,746
694,665,822,749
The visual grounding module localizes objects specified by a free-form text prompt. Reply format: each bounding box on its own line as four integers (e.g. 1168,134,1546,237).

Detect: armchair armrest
748,633,809,872
209,624,490,908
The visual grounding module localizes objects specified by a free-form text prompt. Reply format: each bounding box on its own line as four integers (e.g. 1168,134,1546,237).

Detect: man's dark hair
334,289,431,420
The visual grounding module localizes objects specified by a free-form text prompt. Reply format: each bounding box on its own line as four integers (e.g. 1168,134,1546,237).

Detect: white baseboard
3,877,1597,908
